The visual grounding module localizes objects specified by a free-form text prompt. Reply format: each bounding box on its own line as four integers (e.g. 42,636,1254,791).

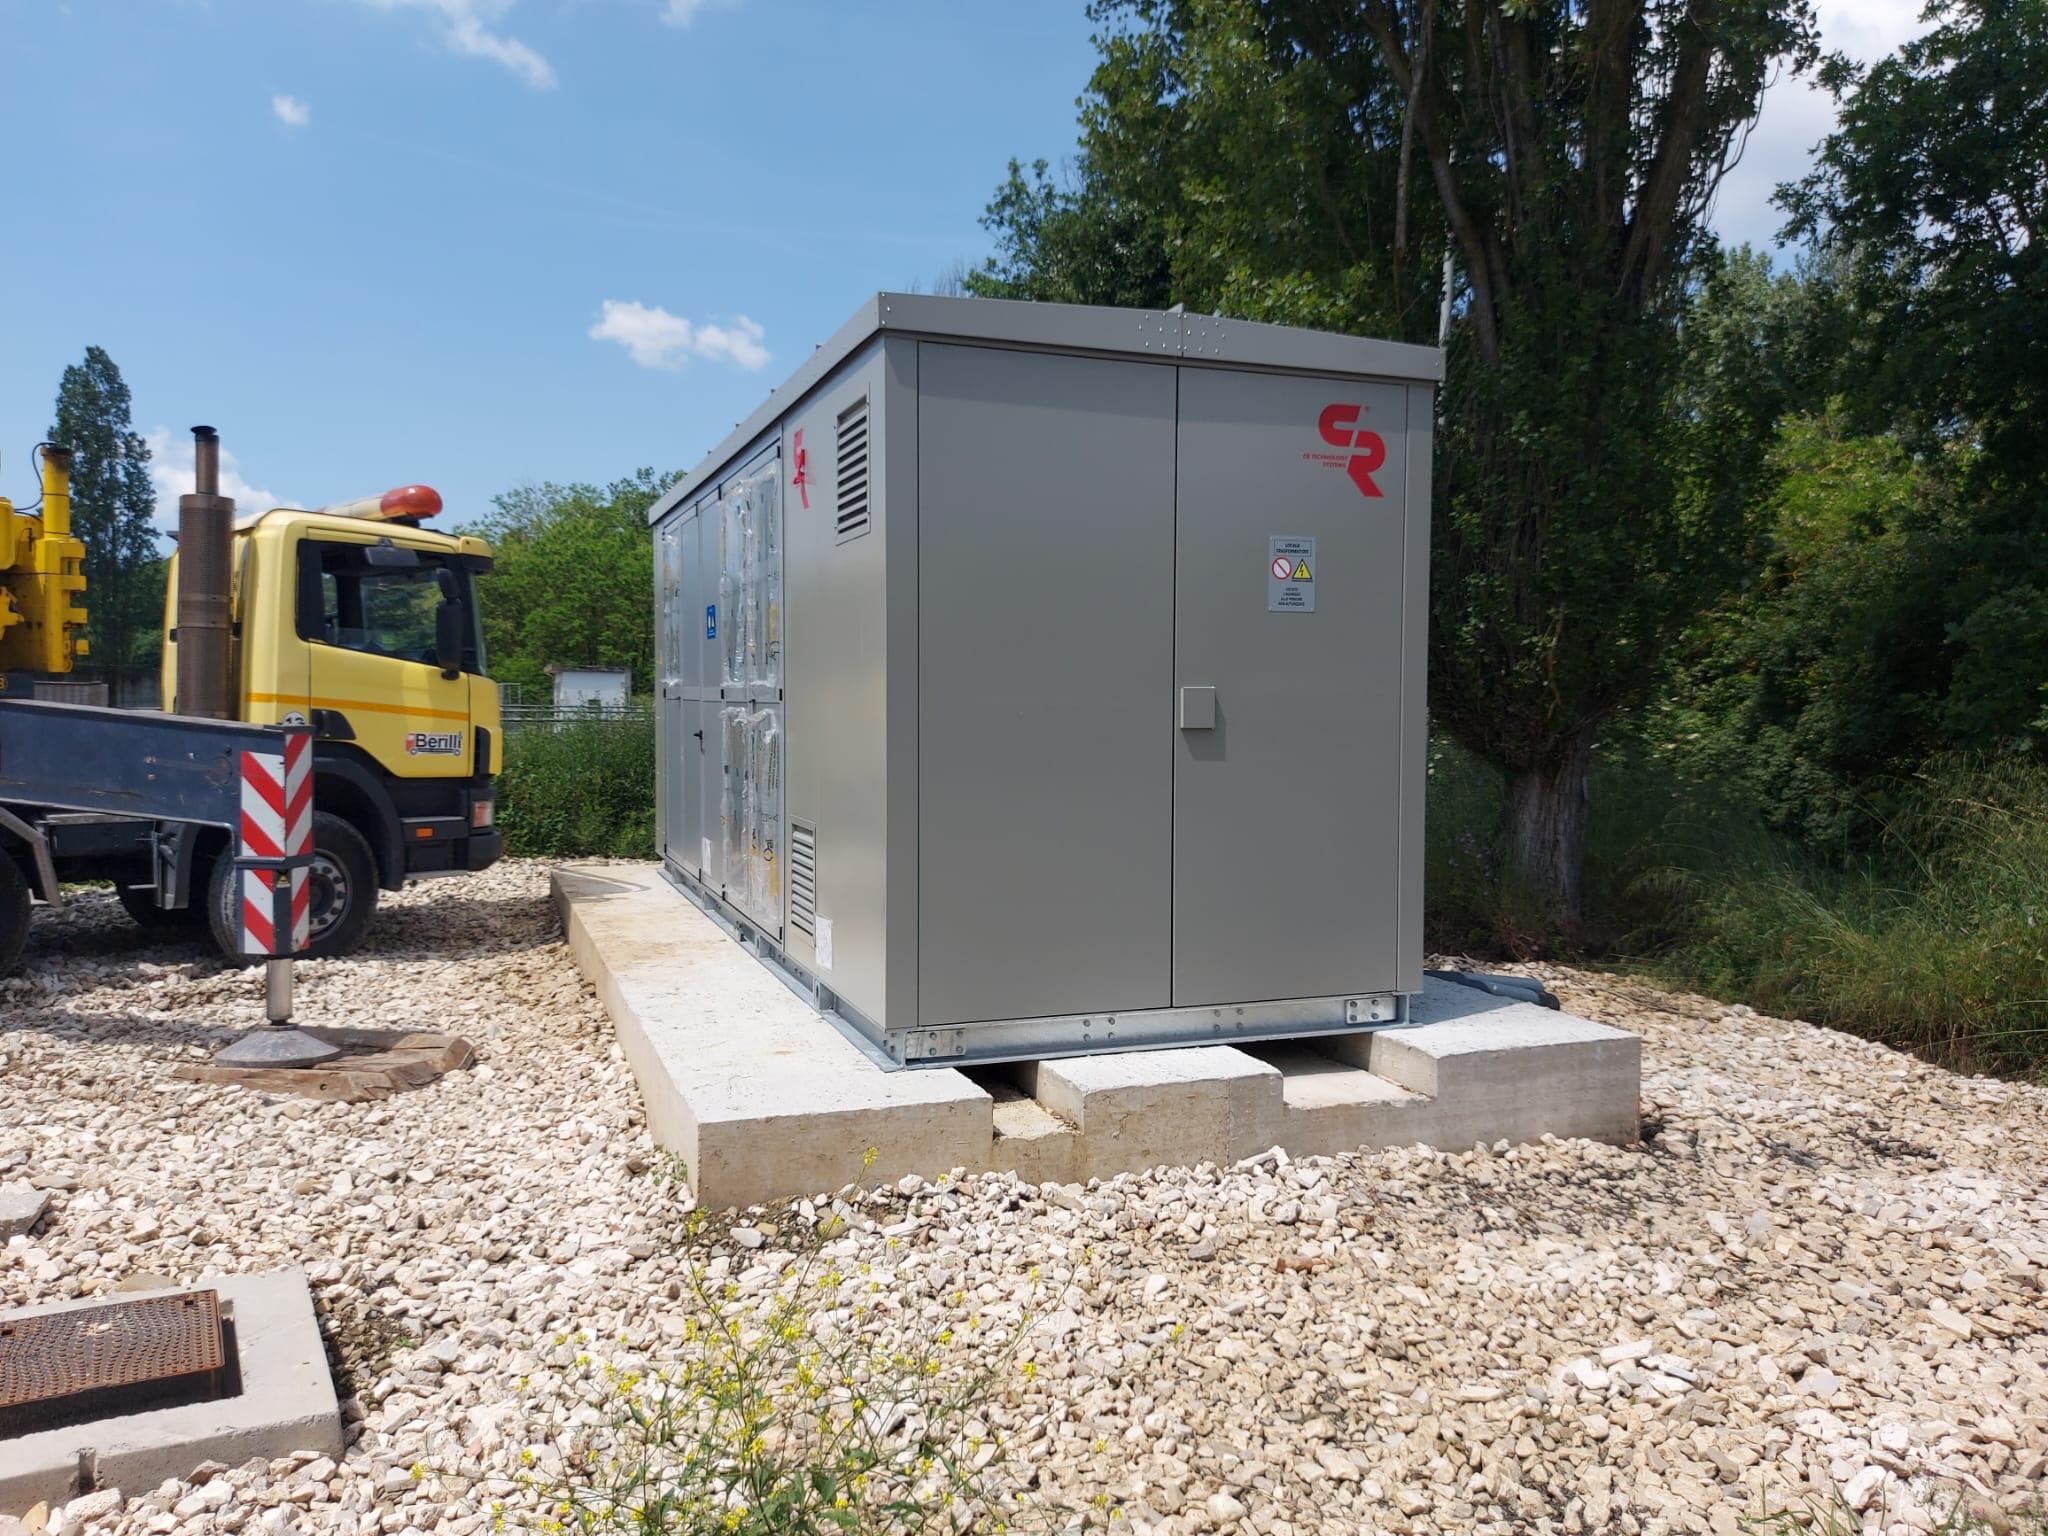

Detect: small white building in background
548,664,632,713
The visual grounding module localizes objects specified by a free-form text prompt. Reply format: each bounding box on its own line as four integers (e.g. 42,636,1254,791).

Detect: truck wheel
117,882,210,933
0,857,28,977
208,812,380,962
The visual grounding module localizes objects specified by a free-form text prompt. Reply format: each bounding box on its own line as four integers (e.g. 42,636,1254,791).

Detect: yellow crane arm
0,446,89,676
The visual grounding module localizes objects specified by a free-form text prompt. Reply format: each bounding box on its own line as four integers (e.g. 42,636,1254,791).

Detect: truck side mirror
435,599,464,679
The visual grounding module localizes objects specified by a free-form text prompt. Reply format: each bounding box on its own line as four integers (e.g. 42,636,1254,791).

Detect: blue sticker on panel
705,604,718,639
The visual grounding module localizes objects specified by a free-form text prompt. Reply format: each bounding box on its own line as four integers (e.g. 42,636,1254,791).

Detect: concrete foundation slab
0,1271,341,1508
555,867,991,1205
554,864,1640,1208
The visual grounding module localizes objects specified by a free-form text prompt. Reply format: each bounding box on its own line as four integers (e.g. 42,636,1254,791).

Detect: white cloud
590,301,693,368
690,315,770,371
589,301,770,372
348,0,555,90
662,0,737,26
272,94,311,127
145,428,288,534
1710,0,1932,250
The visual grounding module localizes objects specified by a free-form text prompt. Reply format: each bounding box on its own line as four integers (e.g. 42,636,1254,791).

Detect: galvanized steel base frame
660,859,1409,1070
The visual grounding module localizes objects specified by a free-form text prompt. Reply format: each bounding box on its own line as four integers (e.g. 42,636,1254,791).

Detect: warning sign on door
1268,536,1317,613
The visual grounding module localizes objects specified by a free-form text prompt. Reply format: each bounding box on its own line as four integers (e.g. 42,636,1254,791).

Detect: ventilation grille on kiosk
834,398,871,543
789,821,818,937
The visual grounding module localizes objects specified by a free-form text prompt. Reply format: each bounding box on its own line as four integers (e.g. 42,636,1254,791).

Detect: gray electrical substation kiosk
650,294,1441,1068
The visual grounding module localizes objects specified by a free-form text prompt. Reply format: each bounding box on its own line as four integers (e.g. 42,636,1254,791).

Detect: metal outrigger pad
214,1025,341,1067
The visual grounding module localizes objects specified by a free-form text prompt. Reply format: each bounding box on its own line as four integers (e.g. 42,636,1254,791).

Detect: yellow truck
159,482,505,954
1,442,502,965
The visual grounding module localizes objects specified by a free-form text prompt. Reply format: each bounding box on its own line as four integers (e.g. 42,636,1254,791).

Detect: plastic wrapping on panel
750,465,782,687
708,458,786,932
714,458,782,696
720,704,747,882
657,523,680,694
742,480,764,685
720,492,746,690
739,468,766,689
746,709,782,923
717,705,784,932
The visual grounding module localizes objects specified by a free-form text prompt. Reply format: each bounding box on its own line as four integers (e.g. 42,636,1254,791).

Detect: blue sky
0,0,1923,533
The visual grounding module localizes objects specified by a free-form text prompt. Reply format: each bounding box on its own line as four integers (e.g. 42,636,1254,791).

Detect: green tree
1782,0,2047,492
976,159,1175,311
1663,245,1848,601
1653,407,1979,848
127,556,169,674
469,468,678,702
48,347,161,670
1772,0,2048,775
974,0,1818,929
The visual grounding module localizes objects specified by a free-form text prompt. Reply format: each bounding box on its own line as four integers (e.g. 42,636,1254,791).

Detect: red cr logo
1316,404,1387,498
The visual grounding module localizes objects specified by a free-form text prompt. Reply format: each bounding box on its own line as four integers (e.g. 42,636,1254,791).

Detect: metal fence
499,699,653,739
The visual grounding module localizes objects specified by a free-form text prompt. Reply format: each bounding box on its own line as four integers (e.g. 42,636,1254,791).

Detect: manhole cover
0,1289,232,1438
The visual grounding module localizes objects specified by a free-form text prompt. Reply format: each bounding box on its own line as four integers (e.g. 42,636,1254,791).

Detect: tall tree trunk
1504,728,1594,933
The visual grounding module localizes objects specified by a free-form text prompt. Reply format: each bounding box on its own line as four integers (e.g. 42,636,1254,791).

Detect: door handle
1179,685,1217,730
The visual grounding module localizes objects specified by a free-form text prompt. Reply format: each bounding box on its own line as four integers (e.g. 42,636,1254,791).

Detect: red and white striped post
238,728,312,961
215,723,338,1067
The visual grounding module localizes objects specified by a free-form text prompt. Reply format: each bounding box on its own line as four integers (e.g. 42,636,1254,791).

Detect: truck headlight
471,798,494,829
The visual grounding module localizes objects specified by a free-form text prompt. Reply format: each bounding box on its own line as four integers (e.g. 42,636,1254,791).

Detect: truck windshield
298,540,484,672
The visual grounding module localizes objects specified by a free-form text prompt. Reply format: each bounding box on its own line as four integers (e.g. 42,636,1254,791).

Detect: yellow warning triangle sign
1292,559,1313,581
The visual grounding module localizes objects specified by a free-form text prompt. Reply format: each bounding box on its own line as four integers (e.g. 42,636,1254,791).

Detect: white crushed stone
0,1180,49,1238
3,861,2044,1536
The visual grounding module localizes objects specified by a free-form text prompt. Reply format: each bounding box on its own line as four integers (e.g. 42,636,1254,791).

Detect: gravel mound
2,861,2042,1536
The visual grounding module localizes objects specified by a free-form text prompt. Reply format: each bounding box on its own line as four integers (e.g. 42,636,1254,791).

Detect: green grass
1654,757,2048,1077
497,713,657,861
1742,1485,2044,1535
1426,734,2048,1079
463,1220,1024,1535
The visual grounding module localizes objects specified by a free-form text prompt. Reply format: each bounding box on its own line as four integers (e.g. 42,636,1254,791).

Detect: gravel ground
3,860,2044,1536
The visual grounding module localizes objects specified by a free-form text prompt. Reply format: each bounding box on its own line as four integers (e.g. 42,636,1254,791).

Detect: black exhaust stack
175,427,234,720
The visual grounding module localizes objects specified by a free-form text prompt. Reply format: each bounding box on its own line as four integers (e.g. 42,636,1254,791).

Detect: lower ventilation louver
789,821,818,937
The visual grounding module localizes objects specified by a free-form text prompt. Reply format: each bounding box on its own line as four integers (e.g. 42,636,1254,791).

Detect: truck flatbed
0,697,310,973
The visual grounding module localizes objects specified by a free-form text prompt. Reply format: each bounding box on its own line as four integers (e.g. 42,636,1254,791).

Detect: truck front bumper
396,788,501,877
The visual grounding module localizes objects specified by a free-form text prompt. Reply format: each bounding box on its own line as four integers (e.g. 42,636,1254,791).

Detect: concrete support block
1018,1047,1283,1177
1263,1047,1433,1161
1324,977,1640,1145
989,1095,1082,1186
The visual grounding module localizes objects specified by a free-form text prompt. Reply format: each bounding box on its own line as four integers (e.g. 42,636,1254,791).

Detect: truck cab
161,486,503,955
